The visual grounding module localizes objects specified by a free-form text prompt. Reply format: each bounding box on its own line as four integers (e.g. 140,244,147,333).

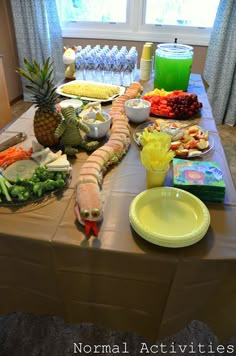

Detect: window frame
58,0,215,46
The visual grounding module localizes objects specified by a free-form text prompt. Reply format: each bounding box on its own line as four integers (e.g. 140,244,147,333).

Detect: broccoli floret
15,177,34,191
9,185,31,201
30,173,41,183
46,170,56,180
55,178,65,188
34,166,55,181
55,172,65,180
42,179,57,192
32,182,44,197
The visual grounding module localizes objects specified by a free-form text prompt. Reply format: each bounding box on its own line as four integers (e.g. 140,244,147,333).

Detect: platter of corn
56,80,125,102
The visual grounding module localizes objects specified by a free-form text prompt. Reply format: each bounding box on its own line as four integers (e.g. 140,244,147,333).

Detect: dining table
0,73,236,342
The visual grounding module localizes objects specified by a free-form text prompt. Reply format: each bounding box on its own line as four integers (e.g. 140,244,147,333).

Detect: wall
0,0,22,103
1,2,208,103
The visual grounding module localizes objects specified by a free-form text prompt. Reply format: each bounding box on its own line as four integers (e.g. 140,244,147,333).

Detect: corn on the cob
62,83,120,100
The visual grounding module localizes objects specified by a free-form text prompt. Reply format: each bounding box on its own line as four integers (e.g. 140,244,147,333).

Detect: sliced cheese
31,147,50,158
38,151,59,166
46,154,70,168
46,167,70,172
55,150,62,158
31,148,63,166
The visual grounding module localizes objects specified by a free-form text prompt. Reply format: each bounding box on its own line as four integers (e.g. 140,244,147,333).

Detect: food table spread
0,74,236,341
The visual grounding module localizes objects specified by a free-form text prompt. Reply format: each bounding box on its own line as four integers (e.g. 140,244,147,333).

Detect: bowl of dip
82,111,111,139
125,98,151,123
58,99,83,113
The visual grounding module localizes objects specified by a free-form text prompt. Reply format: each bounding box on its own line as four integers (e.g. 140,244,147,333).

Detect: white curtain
10,0,65,100
203,0,236,126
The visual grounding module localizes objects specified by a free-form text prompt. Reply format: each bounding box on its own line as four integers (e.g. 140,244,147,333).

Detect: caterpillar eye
91,208,100,218
80,209,90,218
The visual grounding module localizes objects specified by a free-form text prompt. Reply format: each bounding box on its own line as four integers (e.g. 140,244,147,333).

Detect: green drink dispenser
154,43,193,91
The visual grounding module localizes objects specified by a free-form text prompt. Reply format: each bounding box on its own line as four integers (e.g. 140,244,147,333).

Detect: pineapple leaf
25,85,43,95
41,58,51,80
48,86,57,99
17,57,58,109
30,74,45,88
16,68,34,83
46,68,54,82
23,58,38,75
32,59,41,73
44,57,51,71
39,81,51,99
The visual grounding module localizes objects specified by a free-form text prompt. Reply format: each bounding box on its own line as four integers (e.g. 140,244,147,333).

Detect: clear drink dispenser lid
157,43,193,53
156,43,193,58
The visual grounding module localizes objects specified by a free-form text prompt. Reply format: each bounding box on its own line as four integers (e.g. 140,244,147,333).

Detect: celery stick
0,175,12,202
3,177,12,189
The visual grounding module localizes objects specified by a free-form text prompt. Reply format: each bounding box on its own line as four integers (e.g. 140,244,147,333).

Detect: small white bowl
82,111,111,139
59,99,83,112
125,99,151,123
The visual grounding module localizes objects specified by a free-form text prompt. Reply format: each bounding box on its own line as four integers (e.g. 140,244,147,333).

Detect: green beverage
154,44,193,91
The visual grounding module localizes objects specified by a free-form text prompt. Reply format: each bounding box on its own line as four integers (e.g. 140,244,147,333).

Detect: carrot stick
0,146,32,168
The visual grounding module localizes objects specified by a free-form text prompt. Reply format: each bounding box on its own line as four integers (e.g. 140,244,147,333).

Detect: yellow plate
129,187,210,248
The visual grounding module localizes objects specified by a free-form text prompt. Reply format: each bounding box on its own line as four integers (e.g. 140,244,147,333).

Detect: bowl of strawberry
142,89,203,119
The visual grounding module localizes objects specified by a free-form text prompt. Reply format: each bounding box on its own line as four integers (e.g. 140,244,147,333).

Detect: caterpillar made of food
74,82,143,236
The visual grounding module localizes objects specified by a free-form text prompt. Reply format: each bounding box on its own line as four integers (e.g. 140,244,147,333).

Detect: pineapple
17,57,61,147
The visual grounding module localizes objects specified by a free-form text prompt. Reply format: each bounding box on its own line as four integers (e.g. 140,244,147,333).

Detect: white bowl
59,99,83,112
82,111,111,139
125,99,151,123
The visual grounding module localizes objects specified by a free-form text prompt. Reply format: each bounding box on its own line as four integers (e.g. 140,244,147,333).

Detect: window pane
57,0,127,23
145,0,220,27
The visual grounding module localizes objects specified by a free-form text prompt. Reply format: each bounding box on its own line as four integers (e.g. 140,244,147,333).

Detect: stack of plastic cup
140,42,153,81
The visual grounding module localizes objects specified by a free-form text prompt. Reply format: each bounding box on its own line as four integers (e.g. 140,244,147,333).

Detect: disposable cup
146,164,169,189
141,45,153,60
140,59,152,80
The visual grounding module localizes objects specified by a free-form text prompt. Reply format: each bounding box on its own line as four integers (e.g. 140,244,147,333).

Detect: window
145,0,219,27
56,0,220,46
57,0,127,23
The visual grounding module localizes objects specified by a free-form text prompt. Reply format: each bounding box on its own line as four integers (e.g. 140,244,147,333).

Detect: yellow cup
141,44,153,60
146,165,169,189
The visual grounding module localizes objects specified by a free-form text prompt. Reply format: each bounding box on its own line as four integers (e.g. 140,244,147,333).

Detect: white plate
133,121,214,158
56,80,125,102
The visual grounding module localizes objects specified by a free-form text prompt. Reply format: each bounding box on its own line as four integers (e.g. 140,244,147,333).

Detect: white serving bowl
82,111,111,139
125,98,151,123
59,99,83,112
